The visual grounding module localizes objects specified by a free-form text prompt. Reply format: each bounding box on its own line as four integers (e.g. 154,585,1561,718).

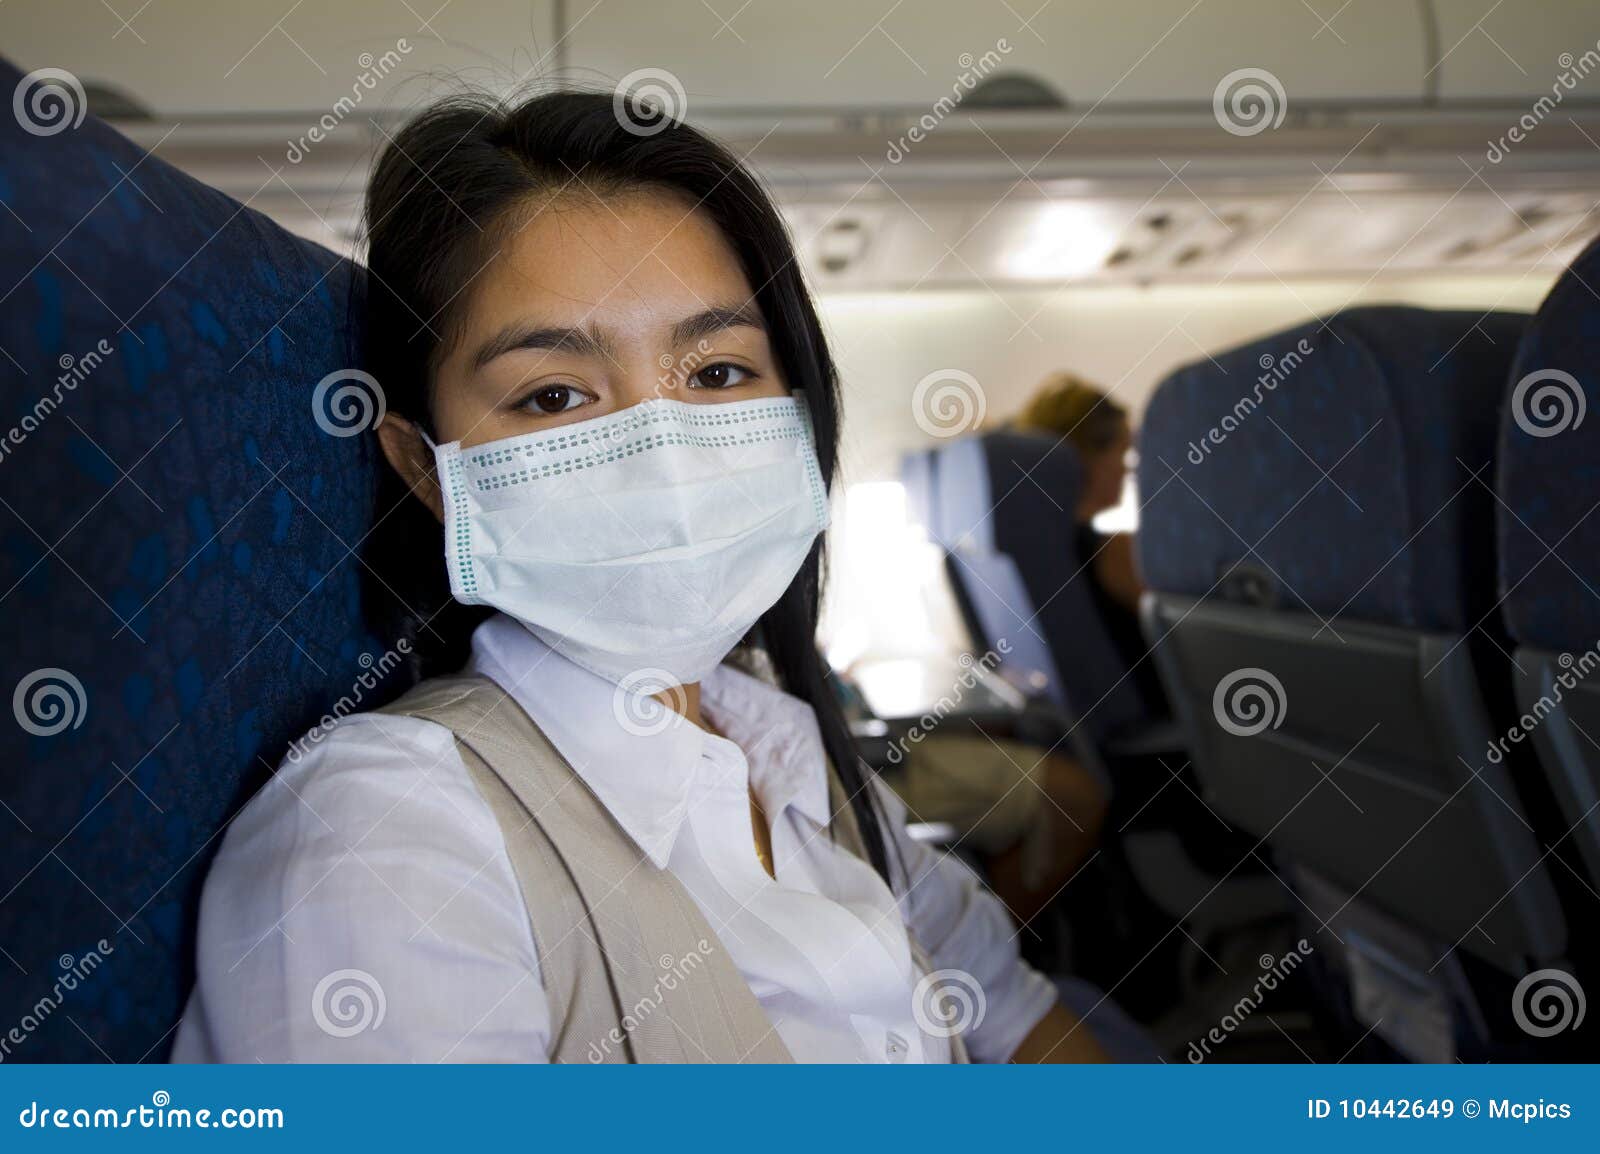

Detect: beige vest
379,673,963,1064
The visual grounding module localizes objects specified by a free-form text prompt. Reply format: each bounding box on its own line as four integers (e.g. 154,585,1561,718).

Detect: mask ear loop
417,425,472,602
416,428,443,492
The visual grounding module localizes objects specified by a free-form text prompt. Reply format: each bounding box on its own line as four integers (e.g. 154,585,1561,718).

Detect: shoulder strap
378,675,792,1064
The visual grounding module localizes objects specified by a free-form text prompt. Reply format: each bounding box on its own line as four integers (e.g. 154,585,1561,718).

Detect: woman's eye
690,362,754,390
521,384,589,414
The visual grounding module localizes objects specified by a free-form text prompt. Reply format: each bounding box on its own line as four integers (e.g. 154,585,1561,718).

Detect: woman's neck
654,681,704,730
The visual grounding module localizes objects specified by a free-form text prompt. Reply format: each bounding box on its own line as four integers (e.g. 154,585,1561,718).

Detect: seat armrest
1103,716,1188,759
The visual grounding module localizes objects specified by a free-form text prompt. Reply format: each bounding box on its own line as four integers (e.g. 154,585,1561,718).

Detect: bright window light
1091,469,1140,534
821,481,953,671
851,659,941,719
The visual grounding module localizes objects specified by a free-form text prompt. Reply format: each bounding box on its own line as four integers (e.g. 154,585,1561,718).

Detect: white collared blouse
172,614,1055,1063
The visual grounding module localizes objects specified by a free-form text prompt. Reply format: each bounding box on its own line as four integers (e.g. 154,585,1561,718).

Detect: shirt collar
465,614,835,868
467,613,704,869
701,661,833,831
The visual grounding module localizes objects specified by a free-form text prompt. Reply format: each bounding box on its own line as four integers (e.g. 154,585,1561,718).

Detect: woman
1014,375,1165,712
172,91,1104,1063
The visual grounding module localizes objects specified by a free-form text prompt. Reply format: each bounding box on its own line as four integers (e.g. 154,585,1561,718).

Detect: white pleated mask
426,393,828,687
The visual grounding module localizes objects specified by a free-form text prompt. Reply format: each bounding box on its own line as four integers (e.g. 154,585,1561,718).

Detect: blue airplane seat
903,431,1294,1012
902,435,1066,718
902,431,1154,746
1137,306,1569,984
1140,307,1523,632
0,56,400,1060
1497,232,1600,899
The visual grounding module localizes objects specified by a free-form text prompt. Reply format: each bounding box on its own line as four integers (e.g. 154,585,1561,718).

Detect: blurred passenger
1015,375,1166,712
879,729,1108,925
794,657,1109,923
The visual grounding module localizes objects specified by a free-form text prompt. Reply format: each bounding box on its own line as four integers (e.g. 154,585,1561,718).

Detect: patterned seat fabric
1138,306,1527,633
1497,235,1600,652
0,57,400,1060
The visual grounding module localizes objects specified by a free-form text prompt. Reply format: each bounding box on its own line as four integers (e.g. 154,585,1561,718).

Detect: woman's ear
376,413,444,522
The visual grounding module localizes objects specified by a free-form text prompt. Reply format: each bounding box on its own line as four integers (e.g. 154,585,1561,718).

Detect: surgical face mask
425,393,828,687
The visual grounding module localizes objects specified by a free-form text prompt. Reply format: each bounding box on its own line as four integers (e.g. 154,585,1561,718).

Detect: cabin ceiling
13,0,1600,287
114,107,1600,288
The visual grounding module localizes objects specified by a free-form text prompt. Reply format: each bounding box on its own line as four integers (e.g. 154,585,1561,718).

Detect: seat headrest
0,57,394,1059
903,432,1149,735
1139,306,1527,633
903,432,1085,553
1497,234,1600,651
909,437,993,552
976,430,1083,554
980,431,1148,732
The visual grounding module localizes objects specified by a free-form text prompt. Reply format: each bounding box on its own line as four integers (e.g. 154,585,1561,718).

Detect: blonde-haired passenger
1014,374,1165,711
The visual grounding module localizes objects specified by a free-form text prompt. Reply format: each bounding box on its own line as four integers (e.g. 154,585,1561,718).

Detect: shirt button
885,1031,909,1063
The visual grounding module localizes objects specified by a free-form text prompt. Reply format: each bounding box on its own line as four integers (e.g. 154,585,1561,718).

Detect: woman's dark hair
358,89,894,883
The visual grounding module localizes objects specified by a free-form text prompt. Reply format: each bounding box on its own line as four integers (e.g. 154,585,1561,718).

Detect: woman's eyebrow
472,321,616,370
669,303,765,348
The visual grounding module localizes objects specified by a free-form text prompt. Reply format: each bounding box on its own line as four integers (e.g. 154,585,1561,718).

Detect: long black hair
358,88,894,883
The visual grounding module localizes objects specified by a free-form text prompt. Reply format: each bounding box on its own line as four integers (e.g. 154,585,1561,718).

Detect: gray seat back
1139,307,1563,972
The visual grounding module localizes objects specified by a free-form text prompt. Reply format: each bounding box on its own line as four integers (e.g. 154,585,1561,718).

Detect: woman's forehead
466,191,755,336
